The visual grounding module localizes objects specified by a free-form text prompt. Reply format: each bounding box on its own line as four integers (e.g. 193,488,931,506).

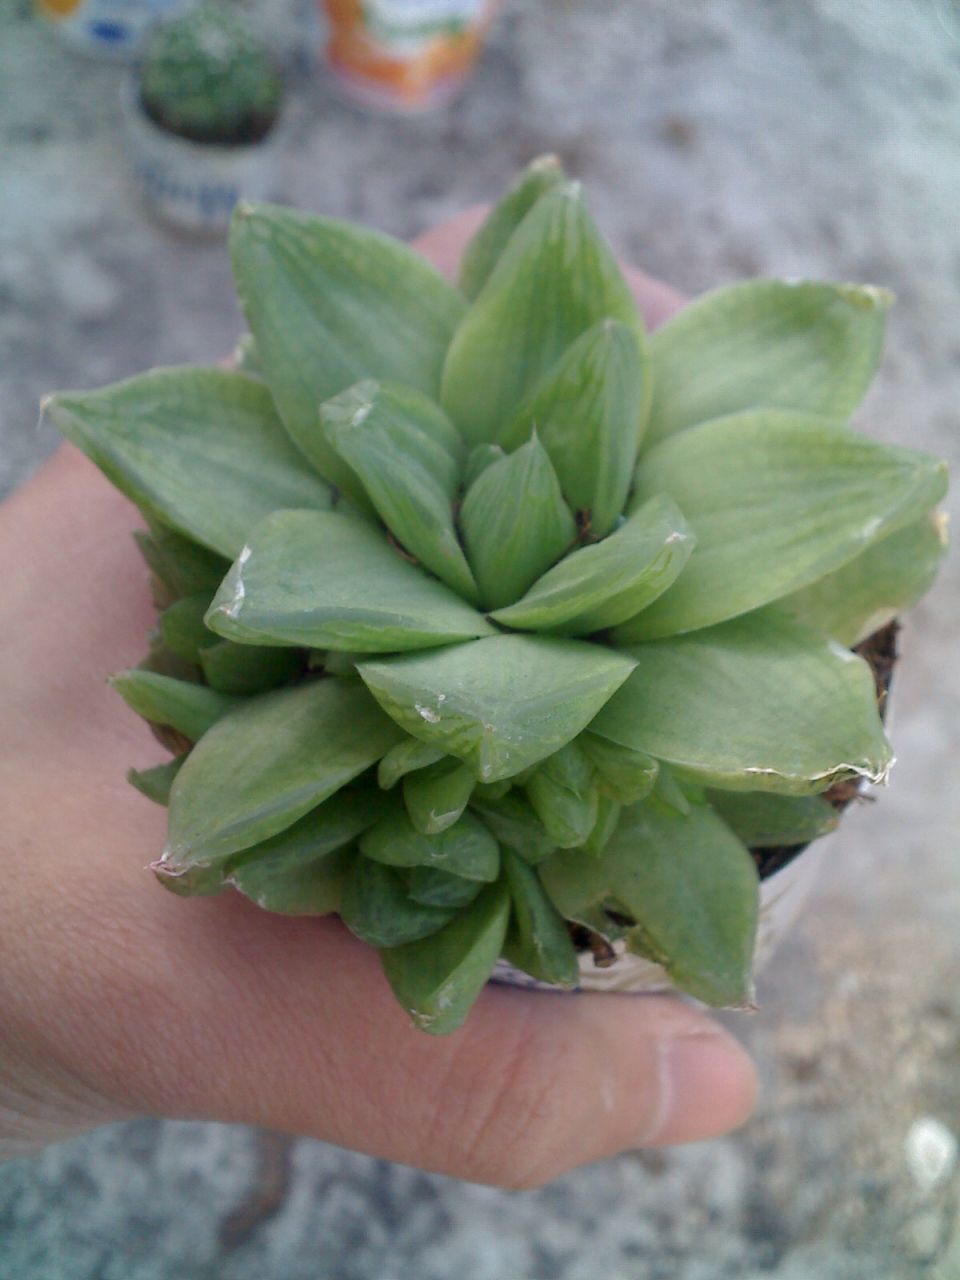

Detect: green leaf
232,844,352,916
622,410,948,640
110,670,239,743
226,789,388,913
360,809,499,882
377,737,446,789
502,849,580,987
380,881,511,1034
463,443,505,489
162,678,404,882
491,495,694,635
647,764,693,817
321,381,476,600
472,779,512,802
645,279,892,447
403,759,475,835
158,594,214,663
707,790,838,848
231,332,263,378
458,154,567,300
579,732,659,805
127,754,187,806
199,641,303,696
469,792,558,865
583,794,622,857
46,369,334,558
407,865,484,910
776,512,948,646
541,800,760,1007
524,742,599,848
459,436,577,609
358,635,637,782
341,857,454,948
500,319,648,536
134,523,230,601
206,510,494,653
441,183,645,444
592,611,892,794
230,201,466,487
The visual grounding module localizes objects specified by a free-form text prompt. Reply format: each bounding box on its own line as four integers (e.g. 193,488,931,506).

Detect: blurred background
1,0,959,1276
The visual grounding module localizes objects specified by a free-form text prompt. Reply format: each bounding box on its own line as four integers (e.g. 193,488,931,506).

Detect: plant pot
120,78,285,236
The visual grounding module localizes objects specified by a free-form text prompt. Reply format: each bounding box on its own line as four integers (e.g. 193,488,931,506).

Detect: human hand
0,209,756,1186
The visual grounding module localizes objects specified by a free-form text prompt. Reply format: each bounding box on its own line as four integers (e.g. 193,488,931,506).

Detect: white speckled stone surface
2,1,959,1276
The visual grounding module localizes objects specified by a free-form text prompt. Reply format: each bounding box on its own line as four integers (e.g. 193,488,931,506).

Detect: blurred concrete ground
1,0,959,1276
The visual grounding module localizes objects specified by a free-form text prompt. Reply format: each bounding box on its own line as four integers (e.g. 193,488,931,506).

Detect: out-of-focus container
321,0,500,113
34,0,192,59
121,78,285,236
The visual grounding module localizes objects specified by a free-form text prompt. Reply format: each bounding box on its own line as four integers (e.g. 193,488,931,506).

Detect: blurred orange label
323,0,500,111
36,0,83,15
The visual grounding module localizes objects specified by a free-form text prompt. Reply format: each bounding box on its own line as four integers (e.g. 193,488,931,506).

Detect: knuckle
430,1008,582,1188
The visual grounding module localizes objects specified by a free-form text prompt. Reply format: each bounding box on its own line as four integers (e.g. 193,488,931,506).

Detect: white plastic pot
120,78,285,235
491,837,829,998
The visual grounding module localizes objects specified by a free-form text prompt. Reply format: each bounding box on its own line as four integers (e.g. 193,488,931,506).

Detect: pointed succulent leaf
645,280,892,447
707,790,838,848
230,843,353,916
134,523,230,600
500,319,648,536
199,641,303,696
321,381,477,600
231,332,263,378
623,410,948,640
441,183,645,444
647,764,693,817
127,754,188,806
472,779,512,802
227,788,388,914
583,794,622,857
407,865,484,911
492,495,694,635
579,732,659,805
162,678,404,884
502,849,580,987
458,436,576,609
593,611,892,794
45,369,334,558
358,635,637,783
206,510,494,653
524,742,599,849
110,670,239,743
403,759,475,835
458,154,567,300
341,857,455,948
158,594,214,663
469,792,558,865
776,512,948,646
463,443,505,489
230,201,466,487
360,809,499,882
380,881,511,1034
541,799,760,1007
377,737,446,790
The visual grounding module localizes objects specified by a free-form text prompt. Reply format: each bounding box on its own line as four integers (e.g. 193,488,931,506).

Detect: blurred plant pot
120,78,285,236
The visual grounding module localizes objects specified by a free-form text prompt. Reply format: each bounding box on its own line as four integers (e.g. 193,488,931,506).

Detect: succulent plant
140,2,283,146
45,158,948,1033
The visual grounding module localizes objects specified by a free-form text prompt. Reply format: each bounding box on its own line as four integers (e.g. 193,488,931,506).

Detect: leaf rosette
46,158,948,1033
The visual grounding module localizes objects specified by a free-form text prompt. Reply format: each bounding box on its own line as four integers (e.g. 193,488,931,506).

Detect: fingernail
645,1031,758,1145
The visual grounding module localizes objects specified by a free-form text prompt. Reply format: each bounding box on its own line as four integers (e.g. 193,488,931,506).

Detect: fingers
411,205,687,329
39,855,755,1186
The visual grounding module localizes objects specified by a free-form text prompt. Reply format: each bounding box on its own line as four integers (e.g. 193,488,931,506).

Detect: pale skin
0,210,757,1185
